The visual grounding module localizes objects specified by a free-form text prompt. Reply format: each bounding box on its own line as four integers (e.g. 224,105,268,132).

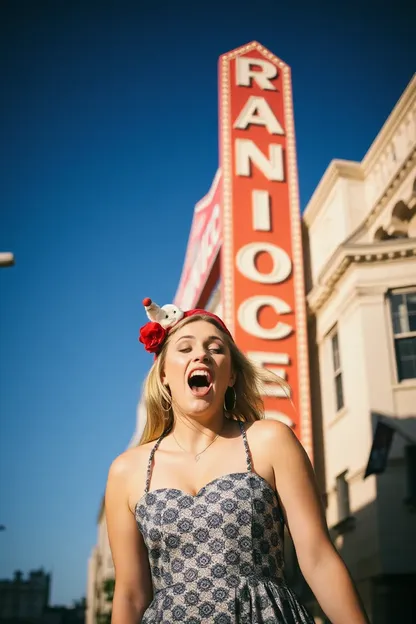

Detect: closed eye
178,347,222,355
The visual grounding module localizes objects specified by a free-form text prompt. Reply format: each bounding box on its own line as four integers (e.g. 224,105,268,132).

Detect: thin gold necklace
173,426,223,462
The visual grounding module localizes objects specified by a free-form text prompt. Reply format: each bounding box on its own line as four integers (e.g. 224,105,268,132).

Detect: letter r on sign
236,57,278,91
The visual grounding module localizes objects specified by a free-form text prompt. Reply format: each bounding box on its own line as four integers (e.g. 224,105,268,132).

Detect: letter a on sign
219,42,312,459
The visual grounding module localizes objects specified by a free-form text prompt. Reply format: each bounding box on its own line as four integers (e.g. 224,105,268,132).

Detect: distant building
0,571,85,624
42,600,85,624
0,569,50,620
86,505,114,624
86,399,144,624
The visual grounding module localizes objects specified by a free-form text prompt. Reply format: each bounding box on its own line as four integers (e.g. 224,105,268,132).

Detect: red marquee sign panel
174,170,222,311
219,42,312,456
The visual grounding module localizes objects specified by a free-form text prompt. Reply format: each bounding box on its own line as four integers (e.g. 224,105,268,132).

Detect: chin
188,399,212,414
180,397,216,417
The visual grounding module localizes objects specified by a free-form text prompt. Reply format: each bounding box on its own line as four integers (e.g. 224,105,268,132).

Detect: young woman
105,300,369,623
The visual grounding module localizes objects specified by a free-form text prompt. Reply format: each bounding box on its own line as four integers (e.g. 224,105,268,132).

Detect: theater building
86,42,415,623
303,73,416,623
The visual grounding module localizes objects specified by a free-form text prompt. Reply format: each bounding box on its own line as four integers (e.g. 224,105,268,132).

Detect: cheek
217,358,233,383
164,353,186,385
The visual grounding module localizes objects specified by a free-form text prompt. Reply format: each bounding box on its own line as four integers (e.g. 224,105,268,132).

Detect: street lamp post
0,251,13,529
0,252,15,267
0,253,12,531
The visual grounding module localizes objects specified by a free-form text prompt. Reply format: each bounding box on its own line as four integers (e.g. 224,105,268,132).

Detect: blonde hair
139,314,288,445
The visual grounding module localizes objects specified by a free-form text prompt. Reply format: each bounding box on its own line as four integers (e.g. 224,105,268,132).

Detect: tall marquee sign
219,41,312,455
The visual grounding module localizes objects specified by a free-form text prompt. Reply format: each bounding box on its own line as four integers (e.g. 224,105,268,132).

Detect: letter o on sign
236,242,292,284
238,296,293,340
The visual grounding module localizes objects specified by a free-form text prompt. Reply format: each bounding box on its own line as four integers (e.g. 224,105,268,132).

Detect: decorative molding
327,406,348,429
362,74,416,173
307,158,416,315
304,74,415,232
303,160,364,226
307,239,416,314
392,380,416,392
363,148,416,235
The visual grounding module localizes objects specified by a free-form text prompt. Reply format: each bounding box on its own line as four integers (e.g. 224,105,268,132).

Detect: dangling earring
161,392,172,412
224,386,236,412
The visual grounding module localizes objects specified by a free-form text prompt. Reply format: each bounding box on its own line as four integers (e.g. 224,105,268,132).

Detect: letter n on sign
218,41,312,458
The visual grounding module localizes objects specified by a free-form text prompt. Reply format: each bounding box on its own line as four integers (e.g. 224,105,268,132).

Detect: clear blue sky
0,0,414,607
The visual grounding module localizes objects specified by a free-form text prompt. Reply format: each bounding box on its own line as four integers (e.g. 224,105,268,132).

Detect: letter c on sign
238,296,293,340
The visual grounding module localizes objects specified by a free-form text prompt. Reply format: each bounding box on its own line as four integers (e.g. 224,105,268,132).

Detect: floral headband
138,297,233,356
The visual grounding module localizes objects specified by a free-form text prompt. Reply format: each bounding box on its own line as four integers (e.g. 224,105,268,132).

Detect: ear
160,366,167,386
229,368,237,387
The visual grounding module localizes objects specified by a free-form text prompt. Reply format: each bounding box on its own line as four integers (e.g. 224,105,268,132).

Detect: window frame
330,327,344,413
389,288,416,383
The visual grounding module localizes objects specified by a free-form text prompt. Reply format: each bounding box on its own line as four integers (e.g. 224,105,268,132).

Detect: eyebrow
175,335,224,344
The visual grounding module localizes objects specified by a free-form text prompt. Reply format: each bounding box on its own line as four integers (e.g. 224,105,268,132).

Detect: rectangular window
336,471,350,521
331,330,344,411
390,291,416,381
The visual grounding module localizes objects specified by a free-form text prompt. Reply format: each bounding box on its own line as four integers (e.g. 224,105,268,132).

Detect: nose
192,347,211,363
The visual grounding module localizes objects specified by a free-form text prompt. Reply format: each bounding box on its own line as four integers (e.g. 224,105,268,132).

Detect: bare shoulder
246,419,308,466
107,441,155,489
109,445,147,477
246,418,297,446
106,441,157,513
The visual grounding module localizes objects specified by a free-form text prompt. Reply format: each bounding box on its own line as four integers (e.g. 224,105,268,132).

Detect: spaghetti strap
145,430,169,493
238,420,252,472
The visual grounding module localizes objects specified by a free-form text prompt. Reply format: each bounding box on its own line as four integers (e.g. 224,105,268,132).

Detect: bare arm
265,421,369,624
105,454,153,624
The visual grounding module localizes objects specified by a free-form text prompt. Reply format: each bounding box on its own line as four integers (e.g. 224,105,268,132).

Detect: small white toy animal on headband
142,298,184,329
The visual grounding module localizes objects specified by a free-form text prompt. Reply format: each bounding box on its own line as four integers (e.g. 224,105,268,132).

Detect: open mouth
187,369,213,397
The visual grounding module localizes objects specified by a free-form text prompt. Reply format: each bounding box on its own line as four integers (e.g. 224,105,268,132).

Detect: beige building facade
304,74,416,622
86,75,416,623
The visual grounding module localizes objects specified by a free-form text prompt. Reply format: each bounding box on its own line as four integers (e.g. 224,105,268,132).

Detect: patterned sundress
135,421,315,623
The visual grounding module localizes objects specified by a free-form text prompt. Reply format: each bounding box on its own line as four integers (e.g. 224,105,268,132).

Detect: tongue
190,384,211,397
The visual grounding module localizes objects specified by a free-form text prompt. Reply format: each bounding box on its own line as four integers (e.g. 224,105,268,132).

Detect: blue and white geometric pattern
135,422,314,623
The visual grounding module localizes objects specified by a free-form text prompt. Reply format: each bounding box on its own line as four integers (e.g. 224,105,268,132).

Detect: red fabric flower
139,322,167,354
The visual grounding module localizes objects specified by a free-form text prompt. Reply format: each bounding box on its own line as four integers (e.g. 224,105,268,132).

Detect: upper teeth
190,370,209,379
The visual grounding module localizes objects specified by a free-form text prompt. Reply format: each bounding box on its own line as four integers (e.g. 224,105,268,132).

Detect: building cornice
307,238,416,314
332,149,416,247
303,74,415,228
303,160,364,226
360,147,416,235
362,73,416,173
